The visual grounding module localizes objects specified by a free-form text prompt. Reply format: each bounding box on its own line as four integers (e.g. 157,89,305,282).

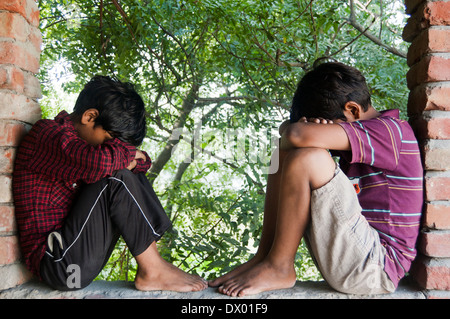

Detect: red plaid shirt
13,111,151,277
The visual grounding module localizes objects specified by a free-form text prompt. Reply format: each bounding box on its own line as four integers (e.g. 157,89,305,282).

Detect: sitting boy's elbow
281,126,304,149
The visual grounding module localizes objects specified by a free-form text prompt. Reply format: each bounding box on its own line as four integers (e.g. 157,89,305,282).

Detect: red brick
23,71,42,99
424,1,450,27
408,83,450,115
423,140,450,170
0,0,39,27
419,230,450,257
424,202,450,230
0,41,40,74
0,67,6,84
407,55,450,89
0,235,20,265
424,145,450,170
0,92,41,123
0,174,13,203
425,264,450,290
0,0,27,21
402,1,450,42
0,147,16,174
0,120,28,147
0,12,28,42
424,172,450,201
411,256,450,290
27,0,39,27
0,205,15,233
427,28,450,52
410,112,450,140
0,65,25,94
0,7,41,54
0,263,32,290
27,25,42,53
426,117,450,139
407,28,450,66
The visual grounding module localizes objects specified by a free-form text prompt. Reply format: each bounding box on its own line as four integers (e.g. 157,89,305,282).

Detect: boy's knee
112,169,136,181
110,169,148,192
283,148,336,189
284,148,332,168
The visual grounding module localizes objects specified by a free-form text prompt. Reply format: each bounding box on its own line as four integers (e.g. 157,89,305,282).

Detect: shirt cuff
133,151,152,173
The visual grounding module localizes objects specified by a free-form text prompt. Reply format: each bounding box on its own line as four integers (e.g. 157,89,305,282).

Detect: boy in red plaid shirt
13,76,207,291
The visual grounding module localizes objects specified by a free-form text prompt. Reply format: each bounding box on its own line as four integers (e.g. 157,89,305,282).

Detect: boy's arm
127,149,152,173
29,126,135,184
280,120,351,151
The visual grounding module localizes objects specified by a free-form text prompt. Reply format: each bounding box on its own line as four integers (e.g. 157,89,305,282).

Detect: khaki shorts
305,167,395,295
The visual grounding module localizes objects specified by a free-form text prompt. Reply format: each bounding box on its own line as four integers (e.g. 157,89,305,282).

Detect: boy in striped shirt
210,62,423,297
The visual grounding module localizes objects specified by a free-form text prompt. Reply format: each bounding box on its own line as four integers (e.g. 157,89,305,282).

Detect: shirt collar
379,109,400,119
54,110,78,135
54,110,70,123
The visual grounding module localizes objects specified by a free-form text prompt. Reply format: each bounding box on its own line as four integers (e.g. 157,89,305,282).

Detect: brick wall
0,0,41,290
404,0,450,298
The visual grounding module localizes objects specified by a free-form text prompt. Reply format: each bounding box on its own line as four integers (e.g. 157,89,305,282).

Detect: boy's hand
126,159,137,170
279,117,334,136
298,116,334,124
126,150,147,170
134,150,146,161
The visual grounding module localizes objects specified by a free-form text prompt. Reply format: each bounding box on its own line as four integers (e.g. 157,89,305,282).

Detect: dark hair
73,75,146,146
290,61,371,123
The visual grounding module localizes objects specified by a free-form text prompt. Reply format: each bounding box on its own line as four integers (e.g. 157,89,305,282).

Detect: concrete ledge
0,278,426,299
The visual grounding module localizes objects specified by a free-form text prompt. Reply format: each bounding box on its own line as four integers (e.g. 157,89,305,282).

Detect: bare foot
208,255,262,287
218,260,297,297
134,242,207,292
135,258,207,292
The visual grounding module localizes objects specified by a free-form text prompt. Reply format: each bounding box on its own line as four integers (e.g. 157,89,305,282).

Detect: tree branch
148,81,200,184
347,0,406,58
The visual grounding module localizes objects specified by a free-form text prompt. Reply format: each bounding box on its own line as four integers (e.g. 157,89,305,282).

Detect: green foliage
38,0,408,282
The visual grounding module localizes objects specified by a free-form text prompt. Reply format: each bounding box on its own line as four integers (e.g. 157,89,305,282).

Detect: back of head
73,75,146,146
290,61,371,123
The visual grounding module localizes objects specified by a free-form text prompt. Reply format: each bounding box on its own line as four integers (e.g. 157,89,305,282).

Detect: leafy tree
38,0,409,281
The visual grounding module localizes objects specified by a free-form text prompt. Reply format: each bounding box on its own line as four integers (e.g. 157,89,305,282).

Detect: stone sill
0,277,429,299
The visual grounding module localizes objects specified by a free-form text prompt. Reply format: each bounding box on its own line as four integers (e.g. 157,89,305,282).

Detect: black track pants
40,169,172,291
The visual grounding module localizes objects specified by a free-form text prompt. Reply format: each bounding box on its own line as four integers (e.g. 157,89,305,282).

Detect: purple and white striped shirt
337,109,423,287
